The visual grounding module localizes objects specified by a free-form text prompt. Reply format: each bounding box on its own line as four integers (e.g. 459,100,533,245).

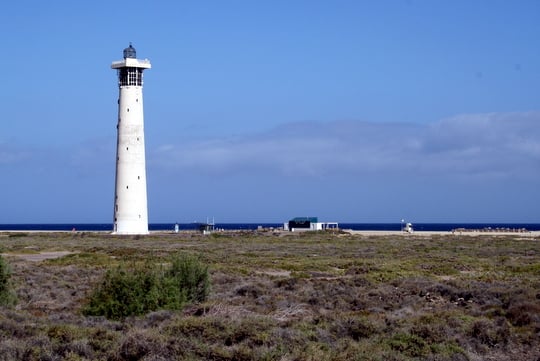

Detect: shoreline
344,230,540,237
1,229,540,237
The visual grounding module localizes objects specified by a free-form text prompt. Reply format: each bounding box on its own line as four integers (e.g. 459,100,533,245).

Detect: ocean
1,223,539,232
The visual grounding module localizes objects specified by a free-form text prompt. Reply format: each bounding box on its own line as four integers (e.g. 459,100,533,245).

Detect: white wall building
284,217,339,232
111,44,151,234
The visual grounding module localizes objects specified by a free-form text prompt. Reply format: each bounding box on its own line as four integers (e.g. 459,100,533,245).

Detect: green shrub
83,265,159,320
0,255,17,306
83,254,210,320
166,254,210,303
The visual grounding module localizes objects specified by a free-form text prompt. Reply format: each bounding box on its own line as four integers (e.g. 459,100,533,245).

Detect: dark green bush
83,254,210,320
0,255,16,306
166,253,210,303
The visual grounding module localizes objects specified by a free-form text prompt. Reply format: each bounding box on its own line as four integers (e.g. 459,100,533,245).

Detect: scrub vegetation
0,230,538,360
82,254,210,320
0,254,16,307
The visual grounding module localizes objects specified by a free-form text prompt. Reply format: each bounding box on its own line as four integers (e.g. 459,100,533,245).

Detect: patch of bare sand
256,269,291,277
2,251,76,262
345,230,540,237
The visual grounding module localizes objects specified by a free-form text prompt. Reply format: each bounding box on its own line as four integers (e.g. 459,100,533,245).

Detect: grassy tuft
0,255,16,306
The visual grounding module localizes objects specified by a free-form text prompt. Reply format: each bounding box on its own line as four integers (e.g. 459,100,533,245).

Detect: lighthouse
111,44,151,234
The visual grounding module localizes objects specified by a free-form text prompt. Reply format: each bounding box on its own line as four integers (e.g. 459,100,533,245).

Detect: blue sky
1,0,539,223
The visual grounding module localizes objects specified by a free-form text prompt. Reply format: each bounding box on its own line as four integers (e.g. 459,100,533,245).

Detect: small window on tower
127,108,130,112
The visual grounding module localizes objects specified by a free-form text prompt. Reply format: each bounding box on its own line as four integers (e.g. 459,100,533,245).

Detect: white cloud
149,112,540,180
2,112,539,222
420,112,540,176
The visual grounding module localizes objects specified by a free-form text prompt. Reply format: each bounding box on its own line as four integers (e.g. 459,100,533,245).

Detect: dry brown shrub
468,318,509,349
274,276,298,291
56,339,94,360
21,335,55,360
116,330,163,361
410,315,452,344
235,283,264,298
330,316,379,341
424,354,469,361
505,300,540,327
0,340,24,361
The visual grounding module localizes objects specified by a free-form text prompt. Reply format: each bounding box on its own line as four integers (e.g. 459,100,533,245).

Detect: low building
284,217,339,232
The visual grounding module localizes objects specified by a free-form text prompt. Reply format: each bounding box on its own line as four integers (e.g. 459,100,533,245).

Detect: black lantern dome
123,43,136,59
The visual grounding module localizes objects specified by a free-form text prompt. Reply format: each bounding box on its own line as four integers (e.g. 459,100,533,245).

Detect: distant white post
111,44,151,235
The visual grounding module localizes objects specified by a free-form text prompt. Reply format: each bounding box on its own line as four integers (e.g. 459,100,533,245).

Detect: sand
1,251,76,262
344,230,540,237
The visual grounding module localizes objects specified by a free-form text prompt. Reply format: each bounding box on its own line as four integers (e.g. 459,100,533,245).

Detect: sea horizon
1,222,539,232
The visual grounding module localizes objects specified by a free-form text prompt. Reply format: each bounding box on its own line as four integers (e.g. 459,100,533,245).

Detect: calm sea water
1,223,539,232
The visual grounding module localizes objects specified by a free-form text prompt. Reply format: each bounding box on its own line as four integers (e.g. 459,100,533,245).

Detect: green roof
290,217,318,223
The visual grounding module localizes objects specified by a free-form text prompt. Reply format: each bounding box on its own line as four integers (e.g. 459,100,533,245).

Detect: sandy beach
344,229,540,237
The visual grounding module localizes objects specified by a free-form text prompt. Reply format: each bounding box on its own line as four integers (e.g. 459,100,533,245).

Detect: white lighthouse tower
111,44,151,234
